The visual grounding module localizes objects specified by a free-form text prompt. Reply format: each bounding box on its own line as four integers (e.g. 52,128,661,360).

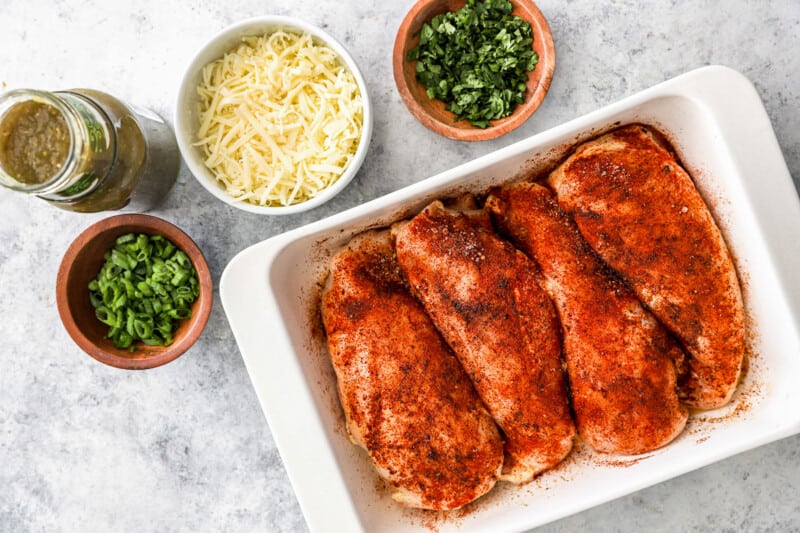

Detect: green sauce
0,100,70,184
0,88,179,213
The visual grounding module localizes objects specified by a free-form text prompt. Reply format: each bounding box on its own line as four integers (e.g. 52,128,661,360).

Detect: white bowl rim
174,15,374,215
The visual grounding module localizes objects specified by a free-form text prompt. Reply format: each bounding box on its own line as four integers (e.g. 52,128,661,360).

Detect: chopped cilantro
408,0,538,129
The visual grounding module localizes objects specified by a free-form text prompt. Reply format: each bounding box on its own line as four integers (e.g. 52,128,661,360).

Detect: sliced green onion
116,233,135,245
95,306,116,327
87,233,200,351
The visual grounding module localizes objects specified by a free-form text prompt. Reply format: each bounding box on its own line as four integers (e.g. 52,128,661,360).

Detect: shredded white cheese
195,31,363,207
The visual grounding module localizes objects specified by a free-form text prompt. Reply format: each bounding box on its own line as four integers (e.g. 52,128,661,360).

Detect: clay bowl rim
392,0,556,142
56,214,213,370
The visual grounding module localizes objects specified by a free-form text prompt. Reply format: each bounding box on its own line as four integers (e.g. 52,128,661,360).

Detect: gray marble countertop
1,1,798,531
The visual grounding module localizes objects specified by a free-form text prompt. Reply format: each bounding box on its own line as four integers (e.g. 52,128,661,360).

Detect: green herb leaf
407,0,538,128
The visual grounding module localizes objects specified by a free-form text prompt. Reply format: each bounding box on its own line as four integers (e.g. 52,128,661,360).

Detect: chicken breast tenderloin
321,230,503,511
547,125,745,409
487,183,688,455
393,199,576,482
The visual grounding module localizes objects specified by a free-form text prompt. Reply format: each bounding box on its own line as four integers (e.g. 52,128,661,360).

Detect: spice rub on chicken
487,183,688,454
548,125,745,409
320,230,503,510
393,197,575,481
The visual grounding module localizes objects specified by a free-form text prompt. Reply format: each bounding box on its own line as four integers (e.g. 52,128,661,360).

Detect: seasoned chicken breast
321,230,503,510
487,183,688,455
547,125,745,409
393,198,575,482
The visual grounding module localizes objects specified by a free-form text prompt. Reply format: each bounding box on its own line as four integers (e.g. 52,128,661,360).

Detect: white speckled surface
0,1,798,532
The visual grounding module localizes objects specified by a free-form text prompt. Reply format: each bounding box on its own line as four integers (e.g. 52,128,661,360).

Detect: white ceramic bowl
175,16,373,215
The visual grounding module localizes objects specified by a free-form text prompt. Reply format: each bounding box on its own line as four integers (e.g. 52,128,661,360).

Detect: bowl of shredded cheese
175,16,372,214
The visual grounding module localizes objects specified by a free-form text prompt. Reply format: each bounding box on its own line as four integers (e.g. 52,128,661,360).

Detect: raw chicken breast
321,230,503,510
393,198,575,481
548,125,745,409
487,183,688,455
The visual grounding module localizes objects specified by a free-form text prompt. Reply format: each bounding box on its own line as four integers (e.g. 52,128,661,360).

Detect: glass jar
0,88,179,213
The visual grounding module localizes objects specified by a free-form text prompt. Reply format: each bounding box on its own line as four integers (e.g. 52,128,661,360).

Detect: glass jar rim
0,89,83,193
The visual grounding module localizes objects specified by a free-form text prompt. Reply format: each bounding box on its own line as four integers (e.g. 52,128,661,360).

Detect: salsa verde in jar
0,88,179,213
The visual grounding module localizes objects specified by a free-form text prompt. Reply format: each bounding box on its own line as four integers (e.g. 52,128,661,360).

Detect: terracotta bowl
56,214,213,370
393,0,555,141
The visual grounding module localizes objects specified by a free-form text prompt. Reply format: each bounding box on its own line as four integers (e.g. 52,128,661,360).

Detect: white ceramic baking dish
220,66,800,533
